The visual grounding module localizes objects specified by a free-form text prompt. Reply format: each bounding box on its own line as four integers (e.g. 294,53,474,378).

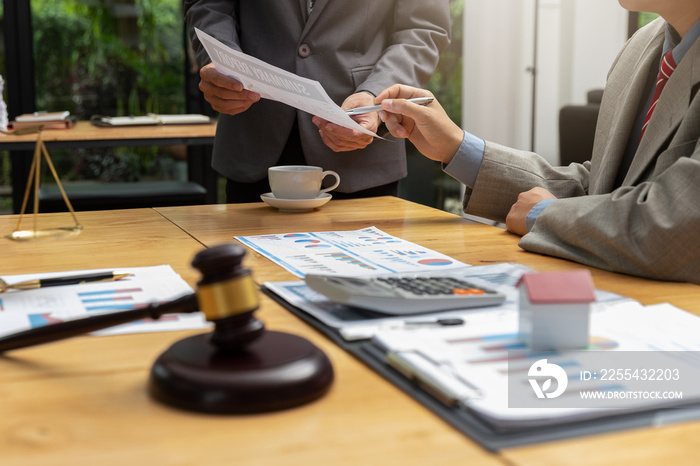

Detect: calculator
304,273,506,315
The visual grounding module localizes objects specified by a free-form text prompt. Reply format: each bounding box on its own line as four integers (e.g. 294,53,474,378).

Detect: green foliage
29,0,187,183
0,150,10,185
638,12,660,29
427,0,463,127
0,3,4,82
413,0,463,203
32,0,185,118
1,0,7,198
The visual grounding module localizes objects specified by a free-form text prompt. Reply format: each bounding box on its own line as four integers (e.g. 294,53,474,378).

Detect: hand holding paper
199,63,261,115
194,28,379,138
312,92,379,152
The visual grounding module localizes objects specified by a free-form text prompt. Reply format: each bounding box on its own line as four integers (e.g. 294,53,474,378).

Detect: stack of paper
11,111,75,130
0,265,209,338
372,301,700,429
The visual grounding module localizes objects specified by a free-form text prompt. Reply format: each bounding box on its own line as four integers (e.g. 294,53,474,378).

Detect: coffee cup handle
319,170,340,194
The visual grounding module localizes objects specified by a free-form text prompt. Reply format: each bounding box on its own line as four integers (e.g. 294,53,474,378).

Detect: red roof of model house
518,270,596,304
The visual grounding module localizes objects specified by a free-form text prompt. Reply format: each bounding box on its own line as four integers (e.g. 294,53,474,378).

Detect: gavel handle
0,293,199,353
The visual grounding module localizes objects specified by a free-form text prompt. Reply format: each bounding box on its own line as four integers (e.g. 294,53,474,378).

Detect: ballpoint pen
345,97,434,115
0,271,131,293
340,317,464,341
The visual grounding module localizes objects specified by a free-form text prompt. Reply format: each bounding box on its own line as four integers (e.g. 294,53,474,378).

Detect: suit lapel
590,31,664,193
298,0,309,22
624,36,700,185
300,0,328,39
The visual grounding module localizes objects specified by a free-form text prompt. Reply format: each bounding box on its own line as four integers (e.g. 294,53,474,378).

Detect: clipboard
262,285,700,452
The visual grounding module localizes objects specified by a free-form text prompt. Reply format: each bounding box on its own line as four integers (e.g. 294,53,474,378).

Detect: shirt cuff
526,198,557,231
443,131,485,189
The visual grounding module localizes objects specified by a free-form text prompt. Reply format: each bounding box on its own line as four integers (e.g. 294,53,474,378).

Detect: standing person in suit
184,0,450,203
374,1,700,284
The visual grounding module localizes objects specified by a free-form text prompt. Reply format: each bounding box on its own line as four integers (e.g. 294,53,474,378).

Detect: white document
194,28,379,138
236,226,470,278
372,301,700,429
0,265,209,337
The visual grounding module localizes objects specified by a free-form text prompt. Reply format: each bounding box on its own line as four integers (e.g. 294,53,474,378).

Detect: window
628,11,660,38
32,0,188,185
399,0,463,214
0,3,10,213
33,1,185,118
2,0,214,214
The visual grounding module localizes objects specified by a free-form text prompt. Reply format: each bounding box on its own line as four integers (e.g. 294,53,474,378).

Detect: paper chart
236,226,470,278
372,301,700,428
0,265,209,338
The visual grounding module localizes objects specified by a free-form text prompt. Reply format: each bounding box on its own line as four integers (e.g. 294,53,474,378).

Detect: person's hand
199,63,260,115
375,84,464,164
312,92,378,152
505,187,557,236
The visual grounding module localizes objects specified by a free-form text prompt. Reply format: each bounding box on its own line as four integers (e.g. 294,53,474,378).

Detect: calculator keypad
375,276,497,297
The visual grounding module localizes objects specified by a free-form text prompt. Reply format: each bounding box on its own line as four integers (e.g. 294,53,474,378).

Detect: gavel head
191,243,264,350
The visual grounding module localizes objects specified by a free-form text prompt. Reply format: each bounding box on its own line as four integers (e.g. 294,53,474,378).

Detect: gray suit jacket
464,18,700,283
185,0,450,192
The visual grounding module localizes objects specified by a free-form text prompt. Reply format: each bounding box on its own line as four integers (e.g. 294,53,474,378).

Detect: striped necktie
639,50,677,143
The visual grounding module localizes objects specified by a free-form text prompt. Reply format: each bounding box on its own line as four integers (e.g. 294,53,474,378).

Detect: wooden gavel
0,244,334,413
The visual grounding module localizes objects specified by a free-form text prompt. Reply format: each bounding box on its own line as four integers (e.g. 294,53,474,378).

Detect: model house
518,270,596,350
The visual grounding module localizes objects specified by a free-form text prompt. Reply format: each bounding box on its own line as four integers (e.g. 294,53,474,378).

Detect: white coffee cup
268,165,340,199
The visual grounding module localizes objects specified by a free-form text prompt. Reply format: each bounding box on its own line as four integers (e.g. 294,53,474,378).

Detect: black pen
340,317,464,341
0,271,130,293
403,317,464,328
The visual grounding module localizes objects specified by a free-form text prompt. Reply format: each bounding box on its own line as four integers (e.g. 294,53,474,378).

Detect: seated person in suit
374,0,700,284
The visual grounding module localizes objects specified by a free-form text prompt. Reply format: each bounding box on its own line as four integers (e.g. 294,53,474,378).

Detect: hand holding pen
374,85,464,165
0,271,130,293
345,97,434,115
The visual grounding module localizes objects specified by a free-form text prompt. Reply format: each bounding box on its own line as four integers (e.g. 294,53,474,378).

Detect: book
90,113,211,127
15,111,71,122
10,116,76,130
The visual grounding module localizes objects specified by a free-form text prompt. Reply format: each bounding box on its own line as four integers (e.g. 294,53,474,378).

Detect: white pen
345,97,434,115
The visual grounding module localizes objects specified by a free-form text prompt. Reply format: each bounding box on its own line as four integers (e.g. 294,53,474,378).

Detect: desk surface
1,120,217,143
2,198,700,466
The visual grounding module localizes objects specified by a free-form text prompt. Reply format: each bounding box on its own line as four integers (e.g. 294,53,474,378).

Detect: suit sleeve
355,0,451,95
520,147,700,284
462,141,593,223
184,0,241,68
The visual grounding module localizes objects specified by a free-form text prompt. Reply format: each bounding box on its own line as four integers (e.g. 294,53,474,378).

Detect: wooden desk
0,205,500,466
154,197,700,312
0,121,218,212
2,198,699,465
0,121,216,150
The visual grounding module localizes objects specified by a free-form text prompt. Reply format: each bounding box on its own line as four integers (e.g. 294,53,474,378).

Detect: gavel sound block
149,243,334,413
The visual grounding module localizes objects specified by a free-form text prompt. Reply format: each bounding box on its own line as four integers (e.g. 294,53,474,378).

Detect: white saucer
260,192,332,212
